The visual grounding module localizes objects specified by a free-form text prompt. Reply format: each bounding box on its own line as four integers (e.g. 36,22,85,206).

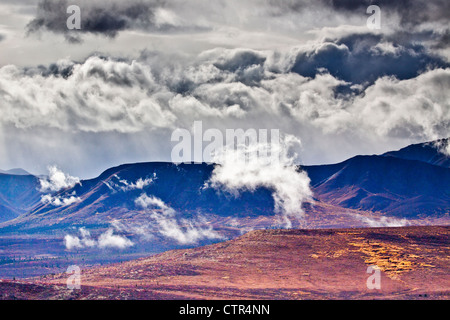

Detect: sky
0,0,449,178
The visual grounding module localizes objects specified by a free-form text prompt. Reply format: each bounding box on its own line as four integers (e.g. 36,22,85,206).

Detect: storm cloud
325,0,450,27
1,44,448,134
266,0,450,27
0,0,448,176
290,33,449,84
26,0,207,42
25,0,450,43
0,39,449,176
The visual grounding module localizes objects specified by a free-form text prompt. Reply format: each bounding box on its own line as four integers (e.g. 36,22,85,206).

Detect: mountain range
0,139,448,234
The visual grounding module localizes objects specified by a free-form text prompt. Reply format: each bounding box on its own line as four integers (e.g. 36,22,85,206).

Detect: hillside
304,155,450,217
383,138,450,168
0,174,41,223
3,226,448,300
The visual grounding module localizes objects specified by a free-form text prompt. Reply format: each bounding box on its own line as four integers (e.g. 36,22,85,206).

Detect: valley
0,226,448,300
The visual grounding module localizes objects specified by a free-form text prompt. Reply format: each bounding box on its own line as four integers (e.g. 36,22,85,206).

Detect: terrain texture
1,226,448,300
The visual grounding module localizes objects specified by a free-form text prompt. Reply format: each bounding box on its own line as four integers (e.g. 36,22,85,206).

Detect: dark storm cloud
327,0,450,26
290,33,449,84
16,31,450,89
26,0,205,42
24,0,450,47
0,46,449,176
267,0,450,26
3,0,449,176
24,61,76,78
431,30,450,50
212,50,267,86
26,0,157,41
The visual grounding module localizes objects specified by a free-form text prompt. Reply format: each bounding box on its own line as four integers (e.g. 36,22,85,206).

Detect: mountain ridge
382,138,449,168
0,139,448,232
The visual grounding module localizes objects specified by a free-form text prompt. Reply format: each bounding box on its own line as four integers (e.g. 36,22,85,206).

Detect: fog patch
207,135,312,228
135,194,223,244
64,227,133,250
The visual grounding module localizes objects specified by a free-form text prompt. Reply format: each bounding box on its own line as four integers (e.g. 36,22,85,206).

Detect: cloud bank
26,0,450,44
0,0,449,176
350,213,411,228
0,44,448,176
2,49,448,139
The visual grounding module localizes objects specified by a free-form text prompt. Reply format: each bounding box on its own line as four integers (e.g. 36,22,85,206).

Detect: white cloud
78,227,96,247
110,219,156,241
39,165,81,192
105,173,156,192
0,56,177,133
39,166,82,206
97,228,134,249
433,139,450,157
207,134,313,228
370,42,402,57
64,227,133,250
0,43,448,176
443,142,450,157
2,49,447,140
348,213,410,228
64,227,96,249
41,194,81,206
135,193,168,210
351,69,450,141
135,194,223,244
118,176,155,192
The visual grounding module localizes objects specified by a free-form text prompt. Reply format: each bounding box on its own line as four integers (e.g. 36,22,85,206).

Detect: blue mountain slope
303,155,450,217
382,138,450,168
0,173,41,222
0,140,448,230
8,163,275,231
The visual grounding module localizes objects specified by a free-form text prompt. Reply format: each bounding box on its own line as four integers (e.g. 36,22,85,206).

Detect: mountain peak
0,168,32,176
382,138,450,168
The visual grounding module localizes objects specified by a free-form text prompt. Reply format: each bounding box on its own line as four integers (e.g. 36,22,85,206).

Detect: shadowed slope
0,174,41,223
383,138,450,168
304,155,450,217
